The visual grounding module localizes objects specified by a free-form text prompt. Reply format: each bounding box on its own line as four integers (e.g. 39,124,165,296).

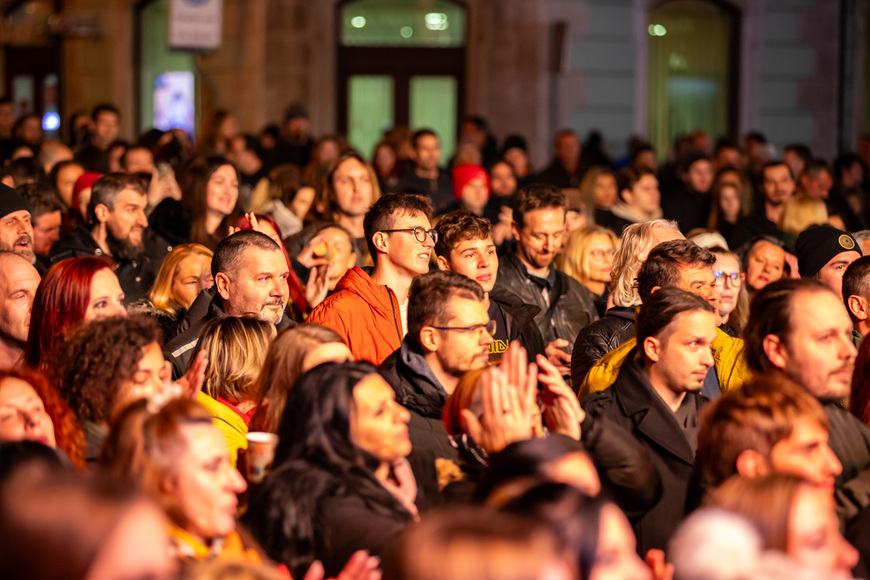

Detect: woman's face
85,269,127,321
589,504,651,580
319,140,340,165
0,377,56,448
718,185,741,222
172,423,247,542
627,175,660,215
594,174,618,209
301,342,353,374
490,162,517,199
171,253,213,310
712,253,741,318
57,164,84,207
787,485,858,578
374,145,397,175
219,115,238,141
586,234,615,285
350,374,411,463
114,342,170,420
77,187,92,221
290,186,315,219
461,177,489,212
205,165,239,218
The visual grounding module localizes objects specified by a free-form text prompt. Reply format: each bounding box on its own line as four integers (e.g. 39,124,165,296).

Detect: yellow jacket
197,391,248,467
579,327,750,398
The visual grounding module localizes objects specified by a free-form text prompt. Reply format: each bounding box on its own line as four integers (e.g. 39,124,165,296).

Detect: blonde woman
558,225,618,318
133,243,213,339
779,193,828,239
190,316,276,466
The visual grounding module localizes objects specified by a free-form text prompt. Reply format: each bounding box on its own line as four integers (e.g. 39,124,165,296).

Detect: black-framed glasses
380,227,438,244
713,270,741,286
430,320,496,336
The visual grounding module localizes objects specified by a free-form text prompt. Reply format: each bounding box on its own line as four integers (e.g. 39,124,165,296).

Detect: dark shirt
397,170,454,214
487,298,510,363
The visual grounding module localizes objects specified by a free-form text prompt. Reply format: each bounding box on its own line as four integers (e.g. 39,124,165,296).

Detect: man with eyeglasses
379,270,494,488
308,193,436,365
581,239,749,399
494,183,598,377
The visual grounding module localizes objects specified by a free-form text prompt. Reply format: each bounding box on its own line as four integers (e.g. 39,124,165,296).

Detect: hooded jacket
307,266,404,365
579,327,749,398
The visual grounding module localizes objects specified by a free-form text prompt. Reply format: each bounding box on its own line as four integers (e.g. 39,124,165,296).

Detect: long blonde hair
148,243,213,314
779,194,828,238
558,225,618,289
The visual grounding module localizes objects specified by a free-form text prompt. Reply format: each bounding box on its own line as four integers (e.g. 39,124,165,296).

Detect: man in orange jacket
308,193,436,365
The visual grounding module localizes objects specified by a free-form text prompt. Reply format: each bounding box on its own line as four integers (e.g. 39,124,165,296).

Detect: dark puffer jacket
571,306,636,393
494,253,598,356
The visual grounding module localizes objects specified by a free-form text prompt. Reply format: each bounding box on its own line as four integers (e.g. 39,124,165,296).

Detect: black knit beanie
0,184,30,220
796,224,862,278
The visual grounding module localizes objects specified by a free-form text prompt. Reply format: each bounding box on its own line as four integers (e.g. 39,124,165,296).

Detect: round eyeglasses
380,227,438,244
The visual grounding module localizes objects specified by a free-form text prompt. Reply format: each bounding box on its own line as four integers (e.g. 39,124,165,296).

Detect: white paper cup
245,432,278,484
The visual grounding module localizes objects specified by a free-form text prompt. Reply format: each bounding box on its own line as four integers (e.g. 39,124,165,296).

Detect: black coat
243,462,413,579
494,253,598,356
582,350,707,553
49,225,167,304
571,306,636,393
162,288,294,378
488,285,546,361
379,340,456,508
827,403,870,524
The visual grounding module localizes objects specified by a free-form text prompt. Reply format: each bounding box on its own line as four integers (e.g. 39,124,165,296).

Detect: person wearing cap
796,224,862,297
446,163,495,221
0,183,36,267
662,151,715,234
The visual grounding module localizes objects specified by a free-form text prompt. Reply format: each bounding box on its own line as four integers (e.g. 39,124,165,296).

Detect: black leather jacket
493,253,598,356
571,306,636,393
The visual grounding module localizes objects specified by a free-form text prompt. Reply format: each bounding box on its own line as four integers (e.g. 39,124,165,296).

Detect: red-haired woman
26,257,127,369
0,367,85,468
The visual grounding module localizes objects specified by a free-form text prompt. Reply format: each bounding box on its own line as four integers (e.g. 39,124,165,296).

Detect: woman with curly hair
0,367,85,468
52,314,167,464
26,257,127,369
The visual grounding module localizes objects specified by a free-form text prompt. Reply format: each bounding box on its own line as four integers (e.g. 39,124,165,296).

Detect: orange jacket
307,266,403,365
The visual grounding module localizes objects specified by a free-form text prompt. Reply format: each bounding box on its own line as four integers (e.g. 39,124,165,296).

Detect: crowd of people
3,99,870,579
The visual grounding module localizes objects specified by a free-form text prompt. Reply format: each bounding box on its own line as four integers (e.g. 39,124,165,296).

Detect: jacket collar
394,338,448,415
611,349,698,465
503,252,556,287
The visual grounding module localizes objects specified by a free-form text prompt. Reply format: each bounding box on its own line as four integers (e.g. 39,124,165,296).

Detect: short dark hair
407,270,485,351
0,157,44,187
760,160,794,189
119,146,154,171
714,136,738,154
743,278,832,373
616,166,656,200
87,173,147,223
636,287,714,348
412,129,438,150
512,183,565,230
842,256,870,321
434,209,493,258
363,192,433,266
17,181,62,219
212,229,281,280
91,103,120,121
636,240,716,303
783,143,812,166
801,158,831,180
